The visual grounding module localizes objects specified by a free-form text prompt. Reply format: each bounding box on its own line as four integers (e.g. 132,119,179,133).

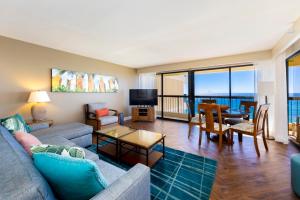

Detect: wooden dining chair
198,103,230,151
224,101,257,142
202,99,217,104
225,101,258,124
230,104,269,157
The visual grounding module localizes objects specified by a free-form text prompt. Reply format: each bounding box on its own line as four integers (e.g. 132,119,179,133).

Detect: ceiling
0,0,300,68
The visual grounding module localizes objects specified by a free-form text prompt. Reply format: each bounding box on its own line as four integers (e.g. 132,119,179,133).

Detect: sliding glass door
287,51,300,136
161,72,189,120
156,65,256,121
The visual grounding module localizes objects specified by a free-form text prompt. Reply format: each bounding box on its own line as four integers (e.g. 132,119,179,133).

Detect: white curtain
138,73,156,89
273,53,289,144
255,55,289,144
255,60,275,138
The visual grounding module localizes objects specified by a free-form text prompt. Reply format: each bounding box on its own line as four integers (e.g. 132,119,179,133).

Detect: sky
288,67,300,95
195,70,255,95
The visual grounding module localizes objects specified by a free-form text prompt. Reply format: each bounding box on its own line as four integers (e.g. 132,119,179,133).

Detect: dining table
200,107,251,144
222,109,250,119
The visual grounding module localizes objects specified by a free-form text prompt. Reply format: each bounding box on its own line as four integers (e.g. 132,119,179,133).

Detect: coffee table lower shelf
97,143,117,158
120,150,163,168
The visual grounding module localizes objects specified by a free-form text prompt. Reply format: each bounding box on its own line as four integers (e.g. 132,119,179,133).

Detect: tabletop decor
51,68,119,93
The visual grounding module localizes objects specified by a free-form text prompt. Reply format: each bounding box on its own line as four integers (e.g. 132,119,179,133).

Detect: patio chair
230,104,269,157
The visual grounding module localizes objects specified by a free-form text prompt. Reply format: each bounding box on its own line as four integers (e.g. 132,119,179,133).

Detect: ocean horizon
191,93,299,123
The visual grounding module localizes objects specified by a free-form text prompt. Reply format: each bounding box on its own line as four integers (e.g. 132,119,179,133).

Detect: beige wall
137,50,272,73
0,36,138,124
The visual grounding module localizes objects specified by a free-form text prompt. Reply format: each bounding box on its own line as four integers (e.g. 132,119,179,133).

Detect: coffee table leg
146,149,149,166
96,133,99,154
119,142,122,163
116,140,119,163
162,137,165,159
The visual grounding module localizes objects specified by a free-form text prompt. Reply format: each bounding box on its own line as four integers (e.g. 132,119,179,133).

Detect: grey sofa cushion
37,135,98,161
30,123,50,132
0,125,56,200
70,133,92,148
99,116,118,125
32,122,92,140
37,135,75,146
95,160,126,185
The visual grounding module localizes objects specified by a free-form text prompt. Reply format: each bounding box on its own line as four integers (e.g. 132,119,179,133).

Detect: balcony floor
118,119,299,200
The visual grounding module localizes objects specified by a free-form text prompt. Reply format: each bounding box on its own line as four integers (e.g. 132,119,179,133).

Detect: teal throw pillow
33,153,108,200
0,114,32,134
31,145,86,159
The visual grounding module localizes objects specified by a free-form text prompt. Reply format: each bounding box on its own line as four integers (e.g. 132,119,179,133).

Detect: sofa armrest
91,163,150,200
29,123,49,132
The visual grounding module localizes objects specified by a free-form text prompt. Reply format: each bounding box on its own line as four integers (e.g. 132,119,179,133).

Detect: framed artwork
51,68,119,93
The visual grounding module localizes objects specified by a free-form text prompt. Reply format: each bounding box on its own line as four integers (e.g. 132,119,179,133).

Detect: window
287,52,300,125
194,68,230,113
155,65,256,121
231,66,256,110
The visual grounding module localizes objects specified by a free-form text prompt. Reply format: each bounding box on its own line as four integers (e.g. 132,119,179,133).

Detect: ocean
193,93,300,123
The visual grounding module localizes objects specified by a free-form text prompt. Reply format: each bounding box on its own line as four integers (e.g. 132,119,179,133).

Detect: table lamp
257,81,274,104
258,81,274,140
28,91,51,121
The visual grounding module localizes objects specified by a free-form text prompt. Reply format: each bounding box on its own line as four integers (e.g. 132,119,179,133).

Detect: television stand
132,106,155,122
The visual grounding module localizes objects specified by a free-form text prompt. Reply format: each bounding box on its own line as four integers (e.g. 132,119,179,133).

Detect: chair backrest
240,101,258,120
198,103,222,133
253,104,269,135
202,99,217,104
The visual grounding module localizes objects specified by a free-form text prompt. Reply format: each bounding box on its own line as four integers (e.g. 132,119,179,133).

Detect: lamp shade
28,91,50,103
258,81,274,96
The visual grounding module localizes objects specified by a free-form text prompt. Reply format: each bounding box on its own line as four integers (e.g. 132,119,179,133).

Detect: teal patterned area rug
87,144,217,200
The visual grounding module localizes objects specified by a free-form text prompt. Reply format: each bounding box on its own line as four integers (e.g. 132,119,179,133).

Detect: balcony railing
156,95,255,121
288,97,300,137
288,97,300,123
156,95,189,120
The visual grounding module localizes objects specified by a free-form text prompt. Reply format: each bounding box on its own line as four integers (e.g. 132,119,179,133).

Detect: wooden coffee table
95,125,136,160
119,130,165,167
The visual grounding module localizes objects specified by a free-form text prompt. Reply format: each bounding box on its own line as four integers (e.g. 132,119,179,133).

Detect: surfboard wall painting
51,68,119,93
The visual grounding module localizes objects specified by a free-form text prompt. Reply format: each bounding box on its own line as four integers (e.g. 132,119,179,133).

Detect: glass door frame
156,64,255,122
157,70,192,121
286,49,300,134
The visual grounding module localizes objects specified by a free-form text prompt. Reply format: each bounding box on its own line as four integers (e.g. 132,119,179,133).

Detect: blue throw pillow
33,153,108,200
0,114,32,133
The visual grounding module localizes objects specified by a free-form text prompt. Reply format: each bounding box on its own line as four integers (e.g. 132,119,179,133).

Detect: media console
132,107,155,122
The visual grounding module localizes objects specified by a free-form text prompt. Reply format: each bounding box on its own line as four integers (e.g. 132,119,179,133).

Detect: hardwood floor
93,119,300,200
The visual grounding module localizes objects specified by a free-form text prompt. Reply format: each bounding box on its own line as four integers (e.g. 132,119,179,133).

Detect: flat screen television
129,89,158,106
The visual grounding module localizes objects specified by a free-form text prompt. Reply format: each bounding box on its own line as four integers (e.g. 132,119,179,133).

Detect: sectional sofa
0,122,150,200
